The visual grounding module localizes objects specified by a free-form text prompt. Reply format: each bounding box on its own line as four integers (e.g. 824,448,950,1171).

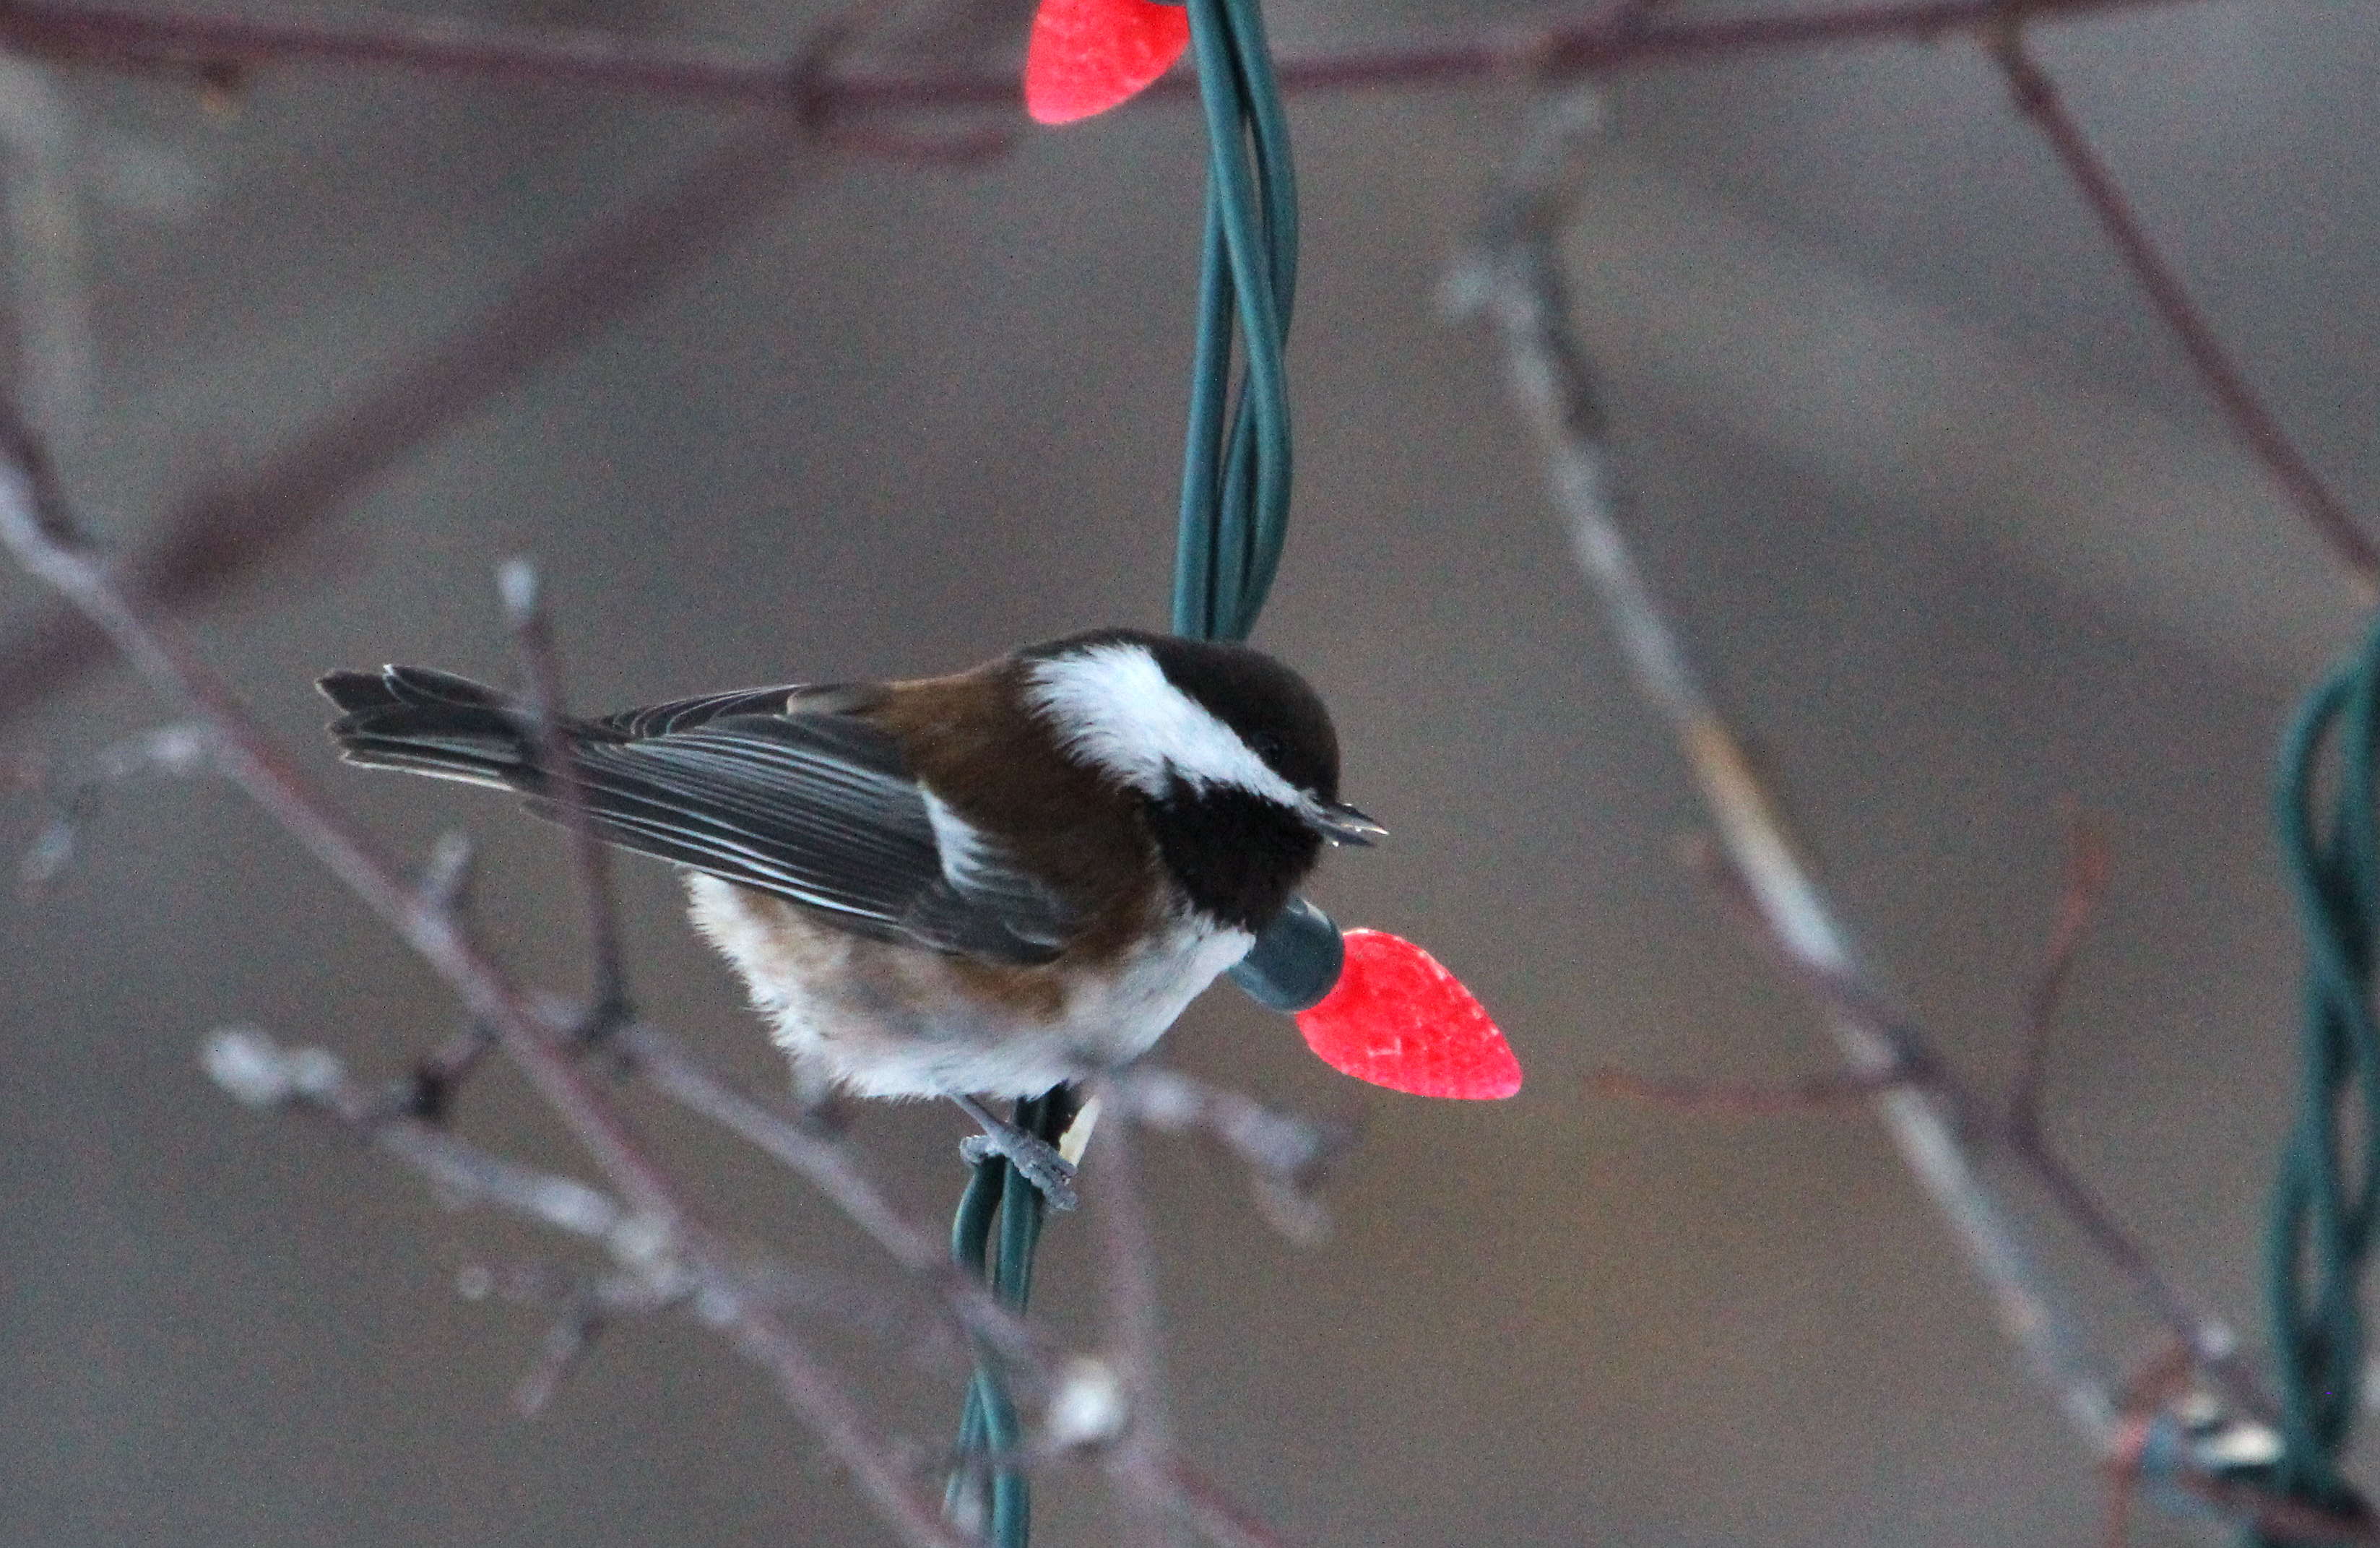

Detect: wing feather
322,667,1075,963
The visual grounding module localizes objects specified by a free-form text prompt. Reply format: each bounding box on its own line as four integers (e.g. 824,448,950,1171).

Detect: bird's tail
317,665,597,795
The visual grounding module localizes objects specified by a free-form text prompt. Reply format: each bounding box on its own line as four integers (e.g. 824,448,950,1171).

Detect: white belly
684,875,1255,1099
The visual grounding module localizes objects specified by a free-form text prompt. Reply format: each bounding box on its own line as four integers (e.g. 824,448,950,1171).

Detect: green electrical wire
2262,613,2380,1538
945,0,1301,1539
945,1091,1070,1547
1174,0,1299,645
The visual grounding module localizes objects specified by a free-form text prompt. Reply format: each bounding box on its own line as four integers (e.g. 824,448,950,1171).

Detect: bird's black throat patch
1142,779,1321,933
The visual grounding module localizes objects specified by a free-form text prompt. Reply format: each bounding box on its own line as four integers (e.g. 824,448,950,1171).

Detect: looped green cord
947,3,1300,1538
1174,0,1299,645
943,1091,1073,1546
2262,614,2380,1536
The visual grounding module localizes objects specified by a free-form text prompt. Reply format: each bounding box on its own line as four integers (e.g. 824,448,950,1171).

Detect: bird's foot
953,1094,1079,1211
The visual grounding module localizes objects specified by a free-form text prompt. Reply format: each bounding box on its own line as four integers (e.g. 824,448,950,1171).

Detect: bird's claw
955,1111,1079,1211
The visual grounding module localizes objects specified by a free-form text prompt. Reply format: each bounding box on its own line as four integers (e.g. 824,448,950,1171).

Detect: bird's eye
1249,732,1284,766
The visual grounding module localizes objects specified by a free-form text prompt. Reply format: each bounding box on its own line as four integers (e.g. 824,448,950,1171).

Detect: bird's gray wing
323,667,1075,964
542,713,1078,964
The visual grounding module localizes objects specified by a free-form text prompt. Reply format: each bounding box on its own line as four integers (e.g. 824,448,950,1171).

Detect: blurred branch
1104,1065,1349,1243
2009,804,2111,1138
0,0,2269,740
0,105,823,727
16,717,212,889
456,1253,967,1376
607,1008,1056,1375
0,410,1299,1546
0,415,982,1548
1455,86,2366,1539
1987,33,2379,596
203,1026,634,1239
501,560,628,1029
1083,1102,1177,1548
1463,91,2109,1437
1598,807,2110,1126
415,829,476,914
620,1006,1331,1540
1151,1461,1294,1548
208,1026,972,1415
1695,813,2285,1439
0,56,95,451
0,0,2203,113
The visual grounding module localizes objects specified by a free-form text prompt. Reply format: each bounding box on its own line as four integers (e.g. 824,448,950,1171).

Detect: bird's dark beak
1309,799,1387,847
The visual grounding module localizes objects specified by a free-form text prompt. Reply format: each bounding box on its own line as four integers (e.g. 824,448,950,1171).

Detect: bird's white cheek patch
1025,643,1299,803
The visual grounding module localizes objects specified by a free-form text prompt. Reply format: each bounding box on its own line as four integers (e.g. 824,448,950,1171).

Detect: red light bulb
1294,929,1521,1100
1024,0,1191,124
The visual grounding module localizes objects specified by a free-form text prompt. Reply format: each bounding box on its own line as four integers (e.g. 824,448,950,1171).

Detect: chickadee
319,628,1381,1204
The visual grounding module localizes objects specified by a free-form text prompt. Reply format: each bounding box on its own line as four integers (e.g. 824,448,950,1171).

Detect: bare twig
0,422,979,1548
2003,1109,2272,1424
2009,805,2111,1138
1648,821,2272,1434
402,830,496,1120
2100,1340,2197,1548
1739,841,2276,1431
1467,82,2380,1541
208,1029,743,1425
416,829,477,914
0,56,95,450
1467,102,2089,1415
16,718,213,889
0,0,2242,740
393,842,510,1123
1986,33,2379,594
607,1013,1055,1377
500,560,628,1028
0,108,824,727
1459,85,2277,1508
1611,808,2112,1128
0,0,2199,113
2090,1348,2347,1548
1106,1065,1349,1243
405,1019,497,1123
1085,1104,1176,1548
496,1012,1300,1546
511,1295,615,1417
459,1252,963,1373
1155,1458,1294,1548
204,1026,633,1242
210,1032,934,1412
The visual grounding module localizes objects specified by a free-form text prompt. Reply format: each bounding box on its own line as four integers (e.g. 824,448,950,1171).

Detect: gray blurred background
3,0,2375,1542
